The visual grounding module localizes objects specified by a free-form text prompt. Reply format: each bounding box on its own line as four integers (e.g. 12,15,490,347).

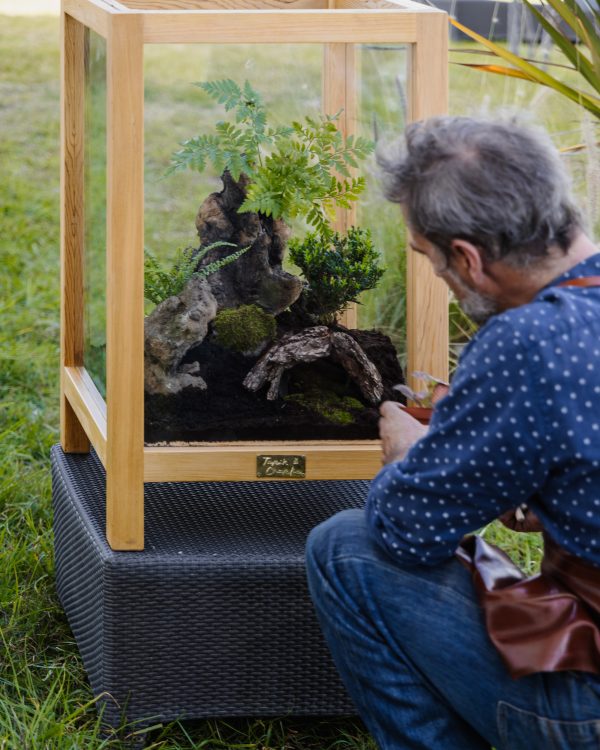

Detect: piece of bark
243,327,331,400
330,332,384,404
194,171,303,315
244,326,384,404
144,277,217,395
344,328,405,401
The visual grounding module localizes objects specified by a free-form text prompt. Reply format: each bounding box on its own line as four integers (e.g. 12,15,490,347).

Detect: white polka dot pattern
366,254,600,566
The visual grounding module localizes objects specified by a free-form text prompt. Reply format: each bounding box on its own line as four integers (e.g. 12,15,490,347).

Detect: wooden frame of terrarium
61,0,449,550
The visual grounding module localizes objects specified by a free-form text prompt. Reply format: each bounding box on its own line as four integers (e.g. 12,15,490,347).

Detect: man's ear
449,238,486,284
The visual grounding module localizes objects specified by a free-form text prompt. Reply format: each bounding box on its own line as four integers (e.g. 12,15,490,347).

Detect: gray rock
144,277,217,396
194,171,303,315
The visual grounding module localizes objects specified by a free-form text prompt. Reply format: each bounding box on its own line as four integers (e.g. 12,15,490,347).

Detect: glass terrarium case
61,0,449,550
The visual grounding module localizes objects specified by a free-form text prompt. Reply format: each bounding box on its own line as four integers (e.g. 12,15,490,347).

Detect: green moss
290,369,348,397
342,396,364,410
323,408,354,426
285,388,364,425
214,304,276,353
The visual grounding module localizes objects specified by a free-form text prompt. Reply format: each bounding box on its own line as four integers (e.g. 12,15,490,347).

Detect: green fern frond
144,241,248,307
195,79,243,111
169,79,375,231
197,244,251,277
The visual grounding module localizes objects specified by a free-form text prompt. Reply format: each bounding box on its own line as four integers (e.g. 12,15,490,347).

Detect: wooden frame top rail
120,1,331,8
141,10,425,43
64,0,445,43
83,0,437,11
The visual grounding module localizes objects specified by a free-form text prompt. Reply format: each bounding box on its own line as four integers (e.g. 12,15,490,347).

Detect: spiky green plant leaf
450,2,600,120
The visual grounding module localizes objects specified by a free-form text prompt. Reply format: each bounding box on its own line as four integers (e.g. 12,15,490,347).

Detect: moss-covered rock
214,304,277,354
284,388,364,426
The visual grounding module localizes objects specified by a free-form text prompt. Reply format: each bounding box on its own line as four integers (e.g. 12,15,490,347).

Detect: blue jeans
305,509,600,750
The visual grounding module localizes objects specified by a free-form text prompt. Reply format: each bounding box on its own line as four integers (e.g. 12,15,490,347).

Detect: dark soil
144,327,405,444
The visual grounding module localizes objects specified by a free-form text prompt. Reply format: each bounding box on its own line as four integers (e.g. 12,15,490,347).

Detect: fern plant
169,79,374,233
144,241,249,306
289,227,385,324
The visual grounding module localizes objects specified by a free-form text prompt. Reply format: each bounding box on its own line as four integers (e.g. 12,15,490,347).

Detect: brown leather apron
457,275,600,679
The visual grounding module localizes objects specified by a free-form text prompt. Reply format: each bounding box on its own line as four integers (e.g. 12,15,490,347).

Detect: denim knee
305,508,365,613
305,507,374,598
306,508,368,568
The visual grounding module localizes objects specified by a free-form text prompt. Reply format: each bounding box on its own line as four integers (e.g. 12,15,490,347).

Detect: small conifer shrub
288,227,385,324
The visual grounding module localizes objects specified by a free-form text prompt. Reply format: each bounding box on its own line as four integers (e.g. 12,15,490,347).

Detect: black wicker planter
51,445,365,727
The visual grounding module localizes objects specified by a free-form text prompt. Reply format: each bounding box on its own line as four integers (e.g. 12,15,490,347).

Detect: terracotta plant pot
404,406,433,425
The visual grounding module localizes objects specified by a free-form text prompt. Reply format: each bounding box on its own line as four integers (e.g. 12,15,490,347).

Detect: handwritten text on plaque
256,455,306,478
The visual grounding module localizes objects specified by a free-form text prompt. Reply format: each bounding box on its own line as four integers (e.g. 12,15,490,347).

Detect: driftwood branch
243,326,384,404
330,332,383,404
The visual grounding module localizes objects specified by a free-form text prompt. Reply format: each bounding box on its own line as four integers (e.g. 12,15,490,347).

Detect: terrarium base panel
52,445,363,727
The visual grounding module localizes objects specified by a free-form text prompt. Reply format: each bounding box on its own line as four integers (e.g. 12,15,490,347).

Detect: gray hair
378,116,582,267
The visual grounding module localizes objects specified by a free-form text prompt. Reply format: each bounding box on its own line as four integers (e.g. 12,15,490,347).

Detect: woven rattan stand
52,445,364,727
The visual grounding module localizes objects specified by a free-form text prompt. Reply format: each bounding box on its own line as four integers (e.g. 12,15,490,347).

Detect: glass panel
83,30,107,398
356,43,409,366
144,44,321,263
143,43,408,444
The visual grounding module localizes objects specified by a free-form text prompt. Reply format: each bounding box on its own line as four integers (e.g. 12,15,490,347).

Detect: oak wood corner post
61,11,90,454
106,11,145,550
323,41,358,329
406,11,449,389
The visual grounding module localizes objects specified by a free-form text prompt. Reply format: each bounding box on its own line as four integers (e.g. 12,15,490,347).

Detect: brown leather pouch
456,533,600,679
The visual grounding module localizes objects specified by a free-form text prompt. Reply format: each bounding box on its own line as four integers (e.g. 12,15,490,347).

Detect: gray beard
459,288,499,325
446,268,500,325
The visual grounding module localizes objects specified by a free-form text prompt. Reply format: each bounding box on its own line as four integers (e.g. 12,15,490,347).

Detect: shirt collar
539,251,600,294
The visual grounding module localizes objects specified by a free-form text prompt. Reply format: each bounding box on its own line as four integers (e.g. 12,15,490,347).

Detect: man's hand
379,401,428,465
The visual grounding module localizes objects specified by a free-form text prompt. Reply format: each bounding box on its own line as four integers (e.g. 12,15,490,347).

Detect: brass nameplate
257,455,306,479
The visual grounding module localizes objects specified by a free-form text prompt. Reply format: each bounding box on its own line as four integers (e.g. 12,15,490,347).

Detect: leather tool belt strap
457,275,600,679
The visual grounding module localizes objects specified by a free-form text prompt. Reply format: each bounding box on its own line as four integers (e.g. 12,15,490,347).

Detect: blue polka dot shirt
367,253,600,567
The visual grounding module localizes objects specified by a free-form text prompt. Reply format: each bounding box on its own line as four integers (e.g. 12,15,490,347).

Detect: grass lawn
0,9,593,748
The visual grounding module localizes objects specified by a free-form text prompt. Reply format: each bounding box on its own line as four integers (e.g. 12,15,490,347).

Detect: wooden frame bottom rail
144,442,382,481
